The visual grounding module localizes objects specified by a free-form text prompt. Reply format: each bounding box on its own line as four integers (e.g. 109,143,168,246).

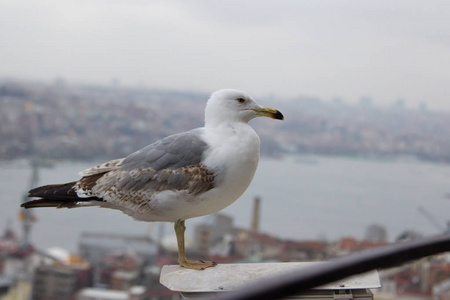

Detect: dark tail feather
21,198,79,209
23,182,99,209
28,182,78,200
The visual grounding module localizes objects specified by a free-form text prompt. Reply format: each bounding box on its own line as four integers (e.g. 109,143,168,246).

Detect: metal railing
213,233,450,300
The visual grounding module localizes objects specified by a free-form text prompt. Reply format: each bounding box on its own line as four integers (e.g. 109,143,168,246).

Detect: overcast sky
1,0,449,110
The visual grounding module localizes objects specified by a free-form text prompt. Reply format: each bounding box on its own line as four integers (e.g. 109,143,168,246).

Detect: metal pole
213,234,450,300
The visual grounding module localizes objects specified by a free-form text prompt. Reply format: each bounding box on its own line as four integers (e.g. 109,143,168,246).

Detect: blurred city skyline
1,1,450,110
2,79,450,163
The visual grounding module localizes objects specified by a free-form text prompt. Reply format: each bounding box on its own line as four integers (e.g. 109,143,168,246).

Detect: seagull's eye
236,98,245,104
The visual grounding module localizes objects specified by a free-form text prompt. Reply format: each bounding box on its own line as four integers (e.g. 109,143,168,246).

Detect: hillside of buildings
2,210,450,299
2,78,450,163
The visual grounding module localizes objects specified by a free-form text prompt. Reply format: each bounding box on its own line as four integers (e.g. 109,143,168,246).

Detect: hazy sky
1,0,450,110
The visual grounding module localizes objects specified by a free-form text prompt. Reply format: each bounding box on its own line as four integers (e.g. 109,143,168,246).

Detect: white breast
192,123,261,216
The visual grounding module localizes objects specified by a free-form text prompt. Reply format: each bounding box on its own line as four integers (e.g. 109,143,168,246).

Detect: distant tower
250,197,261,233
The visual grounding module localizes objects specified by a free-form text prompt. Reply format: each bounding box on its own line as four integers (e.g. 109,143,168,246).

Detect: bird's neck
205,117,242,128
205,121,251,136
203,122,260,160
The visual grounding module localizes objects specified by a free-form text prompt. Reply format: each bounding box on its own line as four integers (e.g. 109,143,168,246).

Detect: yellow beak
253,107,284,120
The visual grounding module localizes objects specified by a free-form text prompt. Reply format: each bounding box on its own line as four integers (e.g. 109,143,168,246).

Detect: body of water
1,155,449,252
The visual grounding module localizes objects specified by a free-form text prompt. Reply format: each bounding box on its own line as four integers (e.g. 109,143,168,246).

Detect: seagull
21,89,284,270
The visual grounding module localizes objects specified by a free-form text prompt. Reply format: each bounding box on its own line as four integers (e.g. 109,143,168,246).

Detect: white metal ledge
160,262,380,299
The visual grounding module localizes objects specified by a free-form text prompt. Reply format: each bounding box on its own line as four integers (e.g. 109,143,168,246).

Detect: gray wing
76,128,216,211
79,129,207,177
120,128,208,171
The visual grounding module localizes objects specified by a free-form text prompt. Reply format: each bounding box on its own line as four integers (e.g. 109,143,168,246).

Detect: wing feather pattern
23,129,216,215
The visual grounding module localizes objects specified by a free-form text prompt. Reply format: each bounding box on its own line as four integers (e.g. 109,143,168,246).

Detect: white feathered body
97,122,260,222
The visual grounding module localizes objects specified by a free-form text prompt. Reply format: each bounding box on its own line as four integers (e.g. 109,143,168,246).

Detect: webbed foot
179,259,217,270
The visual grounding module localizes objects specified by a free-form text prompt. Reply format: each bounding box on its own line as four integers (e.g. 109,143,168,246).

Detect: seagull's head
205,89,284,127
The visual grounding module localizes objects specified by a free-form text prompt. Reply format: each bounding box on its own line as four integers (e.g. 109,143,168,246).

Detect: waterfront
1,154,449,252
